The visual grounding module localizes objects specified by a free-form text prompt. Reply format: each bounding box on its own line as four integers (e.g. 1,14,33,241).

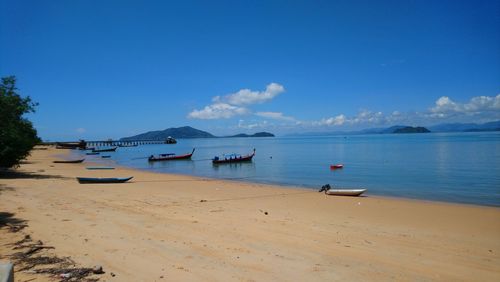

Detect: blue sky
1,0,499,140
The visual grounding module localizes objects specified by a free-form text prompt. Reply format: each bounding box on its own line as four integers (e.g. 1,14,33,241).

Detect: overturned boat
77,177,133,184
53,159,85,164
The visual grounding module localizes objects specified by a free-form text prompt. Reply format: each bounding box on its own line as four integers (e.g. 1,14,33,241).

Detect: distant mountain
287,120,500,137
360,125,407,134
121,126,215,140
228,132,275,138
428,121,500,132
393,126,430,133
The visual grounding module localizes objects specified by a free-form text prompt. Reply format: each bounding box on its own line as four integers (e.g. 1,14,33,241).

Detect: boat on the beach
319,184,366,196
212,149,255,164
76,176,133,184
330,164,344,169
85,167,115,170
53,159,85,164
325,189,366,196
92,147,118,152
148,148,195,162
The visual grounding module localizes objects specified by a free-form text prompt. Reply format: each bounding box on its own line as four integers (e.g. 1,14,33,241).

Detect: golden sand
1,147,499,281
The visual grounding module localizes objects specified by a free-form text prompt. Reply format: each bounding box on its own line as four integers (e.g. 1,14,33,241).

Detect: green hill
393,126,431,133
121,126,215,140
228,132,275,138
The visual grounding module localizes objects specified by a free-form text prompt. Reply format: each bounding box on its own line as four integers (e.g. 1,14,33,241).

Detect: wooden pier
43,138,176,149
85,140,169,146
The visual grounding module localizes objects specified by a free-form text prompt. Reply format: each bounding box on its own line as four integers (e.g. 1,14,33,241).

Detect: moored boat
212,149,255,164
86,152,100,155
330,164,344,169
165,136,177,144
53,159,85,164
148,148,195,162
76,176,133,184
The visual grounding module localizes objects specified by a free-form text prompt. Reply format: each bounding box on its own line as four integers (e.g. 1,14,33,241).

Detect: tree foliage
0,76,40,168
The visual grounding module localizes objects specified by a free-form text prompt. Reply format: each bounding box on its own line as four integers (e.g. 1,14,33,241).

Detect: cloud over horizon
188,83,285,120
310,94,500,130
189,86,499,133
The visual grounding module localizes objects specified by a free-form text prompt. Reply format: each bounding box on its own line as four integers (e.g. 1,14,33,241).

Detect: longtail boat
53,159,85,164
212,149,255,165
148,148,195,162
76,177,133,184
101,155,111,158
92,147,118,152
86,152,100,155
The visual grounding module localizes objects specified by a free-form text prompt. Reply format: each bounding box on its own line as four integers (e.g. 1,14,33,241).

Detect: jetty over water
85,139,170,146
43,137,176,149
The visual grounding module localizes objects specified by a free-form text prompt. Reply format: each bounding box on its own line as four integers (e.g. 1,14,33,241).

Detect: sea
73,132,500,207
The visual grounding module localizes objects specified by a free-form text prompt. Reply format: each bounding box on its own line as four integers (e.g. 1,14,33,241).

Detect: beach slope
1,147,499,281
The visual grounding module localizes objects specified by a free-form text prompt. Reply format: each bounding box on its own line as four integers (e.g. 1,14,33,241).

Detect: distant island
227,132,275,138
393,126,431,133
121,126,215,141
121,126,274,140
287,120,500,137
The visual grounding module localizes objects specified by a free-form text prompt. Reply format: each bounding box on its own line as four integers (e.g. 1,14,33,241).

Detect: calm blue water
74,132,500,207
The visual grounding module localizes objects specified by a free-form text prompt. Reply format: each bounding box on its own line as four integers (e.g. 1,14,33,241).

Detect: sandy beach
1,147,499,281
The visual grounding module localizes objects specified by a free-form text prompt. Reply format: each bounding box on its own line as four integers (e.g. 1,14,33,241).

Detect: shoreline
1,147,499,281
82,151,500,209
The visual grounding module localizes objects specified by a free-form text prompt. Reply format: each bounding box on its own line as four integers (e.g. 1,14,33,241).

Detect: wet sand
1,147,499,281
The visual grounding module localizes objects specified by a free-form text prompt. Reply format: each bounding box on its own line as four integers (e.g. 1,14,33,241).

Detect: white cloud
213,83,285,106
309,94,500,128
187,103,249,119
313,115,347,126
350,110,385,124
237,119,269,130
255,111,296,121
430,94,500,118
188,83,285,120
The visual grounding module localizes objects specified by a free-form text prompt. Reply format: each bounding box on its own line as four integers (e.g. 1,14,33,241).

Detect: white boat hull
325,189,367,196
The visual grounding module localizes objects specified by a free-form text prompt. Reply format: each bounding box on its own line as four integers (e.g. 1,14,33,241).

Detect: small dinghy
77,177,133,184
330,164,344,169
101,155,111,158
53,159,85,164
86,152,100,155
319,184,366,197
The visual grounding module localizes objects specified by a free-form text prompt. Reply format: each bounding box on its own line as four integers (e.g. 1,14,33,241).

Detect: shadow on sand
0,170,68,180
0,212,28,232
